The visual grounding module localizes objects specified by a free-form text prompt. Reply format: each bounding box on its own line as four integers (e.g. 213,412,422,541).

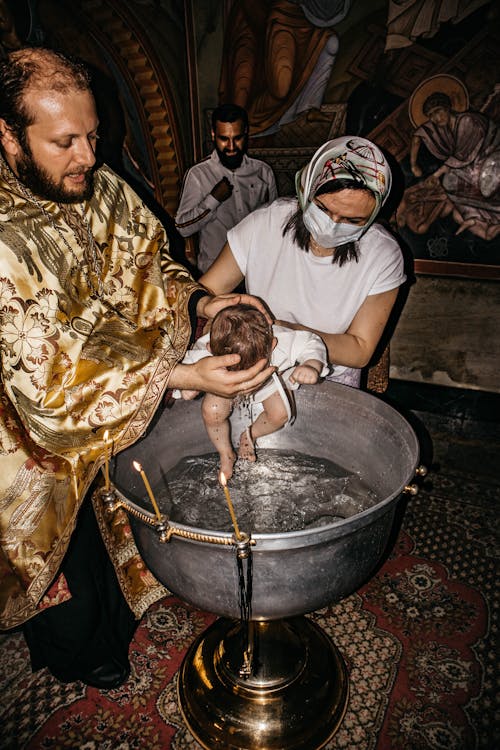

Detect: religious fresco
397,75,499,243
218,0,348,138
2,0,498,277
206,0,500,277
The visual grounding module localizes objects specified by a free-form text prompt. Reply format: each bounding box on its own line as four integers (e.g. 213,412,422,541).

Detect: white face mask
303,201,366,248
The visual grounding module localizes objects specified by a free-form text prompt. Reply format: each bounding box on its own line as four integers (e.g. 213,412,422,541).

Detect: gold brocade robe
0,159,201,629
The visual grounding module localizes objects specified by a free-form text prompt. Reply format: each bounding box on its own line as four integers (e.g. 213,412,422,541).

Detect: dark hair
212,103,248,132
210,303,273,371
0,47,91,146
423,92,452,116
283,179,375,266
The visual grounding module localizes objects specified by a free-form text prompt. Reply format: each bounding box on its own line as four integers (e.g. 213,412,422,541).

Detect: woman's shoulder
232,197,297,234
359,223,406,282
252,196,296,218
361,222,401,251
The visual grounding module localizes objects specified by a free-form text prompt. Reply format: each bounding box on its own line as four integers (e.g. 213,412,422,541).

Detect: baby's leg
238,392,288,461
238,425,256,462
202,394,236,479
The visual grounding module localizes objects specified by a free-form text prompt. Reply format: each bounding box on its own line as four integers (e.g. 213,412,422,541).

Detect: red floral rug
1,468,497,750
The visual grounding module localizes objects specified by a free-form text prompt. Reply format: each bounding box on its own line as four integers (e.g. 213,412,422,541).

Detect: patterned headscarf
296,136,392,225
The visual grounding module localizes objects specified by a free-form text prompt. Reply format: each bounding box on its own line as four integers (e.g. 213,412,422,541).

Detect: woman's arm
197,242,272,322
276,288,399,368
198,242,244,295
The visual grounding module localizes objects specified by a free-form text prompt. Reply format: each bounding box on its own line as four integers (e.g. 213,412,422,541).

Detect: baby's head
209,304,274,371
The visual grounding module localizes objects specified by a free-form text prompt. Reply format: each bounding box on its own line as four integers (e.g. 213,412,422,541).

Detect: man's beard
16,146,94,204
216,144,246,170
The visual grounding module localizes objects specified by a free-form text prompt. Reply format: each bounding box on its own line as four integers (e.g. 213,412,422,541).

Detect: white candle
133,460,162,522
219,471,242,540
103,430,111,490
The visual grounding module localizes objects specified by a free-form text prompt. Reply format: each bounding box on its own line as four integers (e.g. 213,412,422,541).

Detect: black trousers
23,495,137,681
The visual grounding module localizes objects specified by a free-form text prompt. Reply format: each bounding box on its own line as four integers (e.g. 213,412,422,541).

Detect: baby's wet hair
210,303,273,371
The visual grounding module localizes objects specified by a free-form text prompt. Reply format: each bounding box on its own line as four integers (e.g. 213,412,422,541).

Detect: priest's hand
170,355,274,399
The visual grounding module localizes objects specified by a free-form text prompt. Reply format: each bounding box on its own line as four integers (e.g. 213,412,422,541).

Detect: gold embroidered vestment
0,159,201,628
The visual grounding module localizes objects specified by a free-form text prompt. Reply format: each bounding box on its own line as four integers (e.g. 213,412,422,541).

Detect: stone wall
390,277,500,393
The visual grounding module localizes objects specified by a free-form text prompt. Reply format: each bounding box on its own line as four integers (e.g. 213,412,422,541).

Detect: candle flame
219,471,227,487
133,460,142,472
104,429,109,442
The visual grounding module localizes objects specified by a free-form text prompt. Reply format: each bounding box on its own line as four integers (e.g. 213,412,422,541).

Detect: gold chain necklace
309,236,334,257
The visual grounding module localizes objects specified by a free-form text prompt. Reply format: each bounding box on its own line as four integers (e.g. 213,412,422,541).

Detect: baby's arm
283,329,329,382
289,359,323,385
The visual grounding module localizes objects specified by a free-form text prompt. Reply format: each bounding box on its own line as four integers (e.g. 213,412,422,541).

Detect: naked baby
175,304,328,478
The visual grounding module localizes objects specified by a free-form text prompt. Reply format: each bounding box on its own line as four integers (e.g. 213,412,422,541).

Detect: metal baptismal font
100,382,422,749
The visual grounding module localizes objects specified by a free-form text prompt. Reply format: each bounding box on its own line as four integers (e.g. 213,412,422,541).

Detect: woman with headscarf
199,136,406,388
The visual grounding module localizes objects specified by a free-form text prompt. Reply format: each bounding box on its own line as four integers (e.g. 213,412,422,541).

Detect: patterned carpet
1,434,498,749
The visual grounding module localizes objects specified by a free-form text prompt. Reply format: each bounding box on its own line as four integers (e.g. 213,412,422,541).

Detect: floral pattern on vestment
0,159,201,628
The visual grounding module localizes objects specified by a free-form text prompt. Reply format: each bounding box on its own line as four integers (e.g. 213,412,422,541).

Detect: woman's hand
197,292,273,324
170,354,275,399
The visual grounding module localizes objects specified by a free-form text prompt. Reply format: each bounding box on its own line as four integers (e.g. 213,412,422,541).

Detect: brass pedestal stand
178,616,349,750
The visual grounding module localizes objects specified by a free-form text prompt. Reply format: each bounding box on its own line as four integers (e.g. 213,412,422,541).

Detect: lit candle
219,471,242,540
71,452,80,500
133,460,162,522
103,430,111,490
72,467,79,500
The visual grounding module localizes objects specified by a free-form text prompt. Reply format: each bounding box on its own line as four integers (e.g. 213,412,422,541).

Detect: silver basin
113,382,419,620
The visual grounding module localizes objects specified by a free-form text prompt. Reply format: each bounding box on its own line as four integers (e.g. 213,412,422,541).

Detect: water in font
153,449,379,534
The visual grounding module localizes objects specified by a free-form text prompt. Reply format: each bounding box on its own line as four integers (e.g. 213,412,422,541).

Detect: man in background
175,103,277,274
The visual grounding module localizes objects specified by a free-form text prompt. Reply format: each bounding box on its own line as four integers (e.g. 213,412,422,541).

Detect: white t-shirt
228,199,406,377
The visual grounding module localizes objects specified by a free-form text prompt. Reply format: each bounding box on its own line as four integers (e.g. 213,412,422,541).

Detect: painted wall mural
397,74,499,242
209,0,500,278
2,0,498,278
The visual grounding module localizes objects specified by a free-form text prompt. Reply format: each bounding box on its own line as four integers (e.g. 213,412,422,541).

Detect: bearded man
175,103,277,274
0,47,272,689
